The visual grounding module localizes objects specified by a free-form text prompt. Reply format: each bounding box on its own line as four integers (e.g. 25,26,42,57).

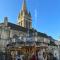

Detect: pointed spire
22,0,27,11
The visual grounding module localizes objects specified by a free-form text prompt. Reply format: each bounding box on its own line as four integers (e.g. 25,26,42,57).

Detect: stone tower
18,0,32,29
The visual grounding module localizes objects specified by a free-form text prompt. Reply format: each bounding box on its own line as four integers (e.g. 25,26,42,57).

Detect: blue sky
0,0,60,40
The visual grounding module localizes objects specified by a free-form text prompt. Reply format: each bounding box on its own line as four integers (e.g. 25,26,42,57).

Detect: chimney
4,17,8,26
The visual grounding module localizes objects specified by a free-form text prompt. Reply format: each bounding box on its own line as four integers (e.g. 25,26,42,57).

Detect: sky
0,0,60,40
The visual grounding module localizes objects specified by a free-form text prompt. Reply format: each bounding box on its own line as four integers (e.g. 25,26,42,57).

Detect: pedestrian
53,57,57,60
31,55,36,60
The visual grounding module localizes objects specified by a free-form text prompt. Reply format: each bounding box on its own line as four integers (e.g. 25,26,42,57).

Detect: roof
7,22,48,37
8,22,35,33
37,32,48,38
8,22,26,32
0,22,56,39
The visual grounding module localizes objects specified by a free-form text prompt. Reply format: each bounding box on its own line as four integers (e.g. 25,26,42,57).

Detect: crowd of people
12,50,58,60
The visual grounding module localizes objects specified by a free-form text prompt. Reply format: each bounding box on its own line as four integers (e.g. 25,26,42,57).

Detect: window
20,21,23,26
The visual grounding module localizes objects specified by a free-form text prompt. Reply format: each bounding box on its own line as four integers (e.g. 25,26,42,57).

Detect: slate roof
8,22,27,32
0,22,55,40
3,22,34,33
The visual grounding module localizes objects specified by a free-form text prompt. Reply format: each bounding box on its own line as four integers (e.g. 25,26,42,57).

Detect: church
0,0,33,48
0,0,50,49
0,0,56,60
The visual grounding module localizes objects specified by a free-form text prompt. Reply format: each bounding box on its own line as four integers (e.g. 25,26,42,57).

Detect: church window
21,21,23,26
26,21,29,28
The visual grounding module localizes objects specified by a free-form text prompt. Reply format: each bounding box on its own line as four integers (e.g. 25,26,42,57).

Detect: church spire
22,0,27,11
18,0,32,29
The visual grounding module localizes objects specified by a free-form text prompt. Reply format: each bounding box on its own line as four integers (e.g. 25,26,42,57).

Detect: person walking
30,54,36,60
53,57,57,60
